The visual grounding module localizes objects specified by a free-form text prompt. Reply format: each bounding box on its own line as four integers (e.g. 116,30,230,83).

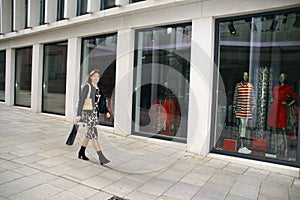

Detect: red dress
268,84,298,128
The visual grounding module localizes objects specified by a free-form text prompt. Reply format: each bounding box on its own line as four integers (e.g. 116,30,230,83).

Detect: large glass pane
100,0,116,10
133,23,191,143
77,0,88,16
40,0,45,25
25,0,28,29
0,50,5,102
15,47,32,107
57,0,65,21
213,8,300,166
81,33,117,126
43,41,67,115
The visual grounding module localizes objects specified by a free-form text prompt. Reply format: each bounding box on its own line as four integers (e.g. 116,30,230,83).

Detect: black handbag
66,124,79,145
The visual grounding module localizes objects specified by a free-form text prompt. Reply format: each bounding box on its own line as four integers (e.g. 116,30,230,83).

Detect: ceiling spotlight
269,20,278,31
293,13,300,28
228,22,236,35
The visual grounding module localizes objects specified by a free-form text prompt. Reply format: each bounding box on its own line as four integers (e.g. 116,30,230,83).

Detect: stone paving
0,104,300,200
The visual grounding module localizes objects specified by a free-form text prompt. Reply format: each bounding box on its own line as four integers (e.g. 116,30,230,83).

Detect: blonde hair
84,69,100,83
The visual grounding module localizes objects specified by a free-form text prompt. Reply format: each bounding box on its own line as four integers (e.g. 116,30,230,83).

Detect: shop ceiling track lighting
228,22,236,35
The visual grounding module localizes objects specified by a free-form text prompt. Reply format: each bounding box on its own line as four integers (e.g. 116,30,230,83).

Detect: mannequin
233,72,255,154
268,73,297,156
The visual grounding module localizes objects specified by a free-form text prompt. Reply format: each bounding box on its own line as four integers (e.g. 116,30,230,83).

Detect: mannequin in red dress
268,73,297,156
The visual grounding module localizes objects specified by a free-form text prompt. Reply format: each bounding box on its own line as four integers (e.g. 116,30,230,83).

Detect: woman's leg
78,136,90,160
91,129,110,165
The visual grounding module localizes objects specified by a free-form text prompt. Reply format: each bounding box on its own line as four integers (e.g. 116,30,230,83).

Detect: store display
233,72,255,154
268,73,298,156
223,139,237,152
256,66,271,132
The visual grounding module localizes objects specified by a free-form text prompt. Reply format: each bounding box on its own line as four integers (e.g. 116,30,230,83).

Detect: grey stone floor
0,104,300,200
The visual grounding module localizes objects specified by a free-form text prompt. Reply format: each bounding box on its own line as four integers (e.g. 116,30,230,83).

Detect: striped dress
233,81,255,119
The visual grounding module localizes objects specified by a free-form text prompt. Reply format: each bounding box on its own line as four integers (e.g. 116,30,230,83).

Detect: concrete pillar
187,17,214,155
114,29,135,136
28,0,40,27
45,0,57,24
31,44,43,113
13,0,25,31
65,37,81,122
0,0,12,34
5,48,15,106
64,0,77,19
87,0,100,13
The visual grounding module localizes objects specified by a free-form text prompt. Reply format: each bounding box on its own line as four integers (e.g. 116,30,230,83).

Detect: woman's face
90,72,100,84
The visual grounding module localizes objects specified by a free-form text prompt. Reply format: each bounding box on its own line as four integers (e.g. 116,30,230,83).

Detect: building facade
0,0,300,168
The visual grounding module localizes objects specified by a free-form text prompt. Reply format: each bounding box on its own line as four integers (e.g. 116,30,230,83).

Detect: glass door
15,47,32,107
42,41,68,115
0,50,5,102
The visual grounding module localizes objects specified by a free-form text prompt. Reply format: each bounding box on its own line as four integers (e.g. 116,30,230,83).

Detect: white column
14,0,25,31
0,0,12,34
28,0,40,28
5,48,15,106
87,0,100,13
114,29,135,136
187,17,214,156
31,44,43,113
65,37,81,122
64,0,77,19
45,0,57,23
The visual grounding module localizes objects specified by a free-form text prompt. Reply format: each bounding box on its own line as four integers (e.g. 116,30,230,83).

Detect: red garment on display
268,84,298,128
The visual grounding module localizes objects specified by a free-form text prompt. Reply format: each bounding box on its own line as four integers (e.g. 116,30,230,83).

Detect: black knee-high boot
78,146,89,160
97,150,110,165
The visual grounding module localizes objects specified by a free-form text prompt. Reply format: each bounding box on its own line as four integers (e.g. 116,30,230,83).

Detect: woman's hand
76,116,81,123
105,112,111,119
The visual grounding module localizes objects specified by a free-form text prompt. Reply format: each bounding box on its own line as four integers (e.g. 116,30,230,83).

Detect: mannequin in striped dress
233,72,255,154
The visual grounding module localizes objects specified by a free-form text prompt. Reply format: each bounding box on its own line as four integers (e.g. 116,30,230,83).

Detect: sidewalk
0,104,300,200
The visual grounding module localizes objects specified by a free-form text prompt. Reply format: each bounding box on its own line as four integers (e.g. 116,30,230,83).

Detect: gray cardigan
77,83,109,116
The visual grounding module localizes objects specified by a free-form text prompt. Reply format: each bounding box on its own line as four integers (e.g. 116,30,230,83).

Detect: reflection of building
0,1,300,169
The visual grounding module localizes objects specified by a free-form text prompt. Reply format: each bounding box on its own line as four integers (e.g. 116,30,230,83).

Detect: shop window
133,23,191,143
15,47,32,107
212,8,300,166
0,50,5,102
81,33,117,126
42,41,68,115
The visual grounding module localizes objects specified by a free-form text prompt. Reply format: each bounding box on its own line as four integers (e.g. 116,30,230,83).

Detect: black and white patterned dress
82,88,101,139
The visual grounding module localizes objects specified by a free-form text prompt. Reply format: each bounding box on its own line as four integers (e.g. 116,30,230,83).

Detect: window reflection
43,41,68,115
81,34,117,126
15,47,32,107
133,23,191,143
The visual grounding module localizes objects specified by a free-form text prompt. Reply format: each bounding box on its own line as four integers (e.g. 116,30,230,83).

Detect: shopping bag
251,138,267,152
223,139,237,152
66,124,79,145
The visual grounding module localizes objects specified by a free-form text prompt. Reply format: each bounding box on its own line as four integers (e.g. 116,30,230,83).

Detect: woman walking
76,69,111,165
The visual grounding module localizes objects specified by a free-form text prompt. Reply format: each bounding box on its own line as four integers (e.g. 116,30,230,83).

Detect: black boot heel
97,150,110,165
78,146,89,160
